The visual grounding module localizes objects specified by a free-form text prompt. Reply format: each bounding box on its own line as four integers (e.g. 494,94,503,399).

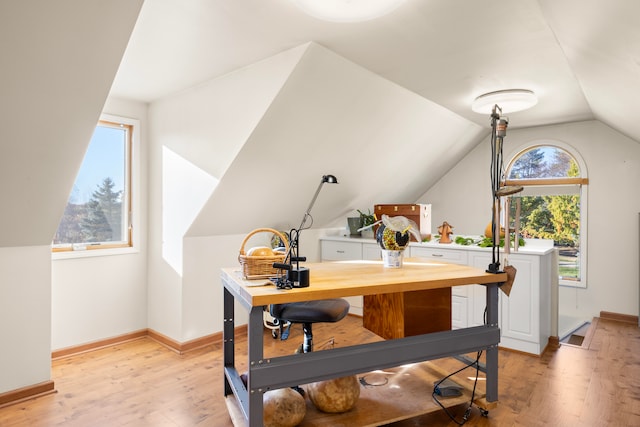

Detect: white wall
419,120,640,320
145,44,307,341
0,246,52,393
189,42,485,238
51,97,149,350
181,228,326,341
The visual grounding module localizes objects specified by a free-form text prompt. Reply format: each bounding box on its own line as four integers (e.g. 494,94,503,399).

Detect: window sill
52,246,139,260
559,280,586,289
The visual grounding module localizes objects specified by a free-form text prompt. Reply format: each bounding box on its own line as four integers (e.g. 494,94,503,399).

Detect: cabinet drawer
321,240,362,261
410,246,468,265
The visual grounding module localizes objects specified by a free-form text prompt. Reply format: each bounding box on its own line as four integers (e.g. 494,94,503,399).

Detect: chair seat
271,299,350,324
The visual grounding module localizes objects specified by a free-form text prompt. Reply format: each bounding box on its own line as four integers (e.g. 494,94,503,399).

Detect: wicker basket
238,228,289,279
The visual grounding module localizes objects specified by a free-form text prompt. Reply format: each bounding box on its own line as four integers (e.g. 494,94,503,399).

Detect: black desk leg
247,305,265,427
485,282,499,402
223,288,235,396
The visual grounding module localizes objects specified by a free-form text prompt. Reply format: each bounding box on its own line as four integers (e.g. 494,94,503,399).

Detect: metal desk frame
221,263,503,427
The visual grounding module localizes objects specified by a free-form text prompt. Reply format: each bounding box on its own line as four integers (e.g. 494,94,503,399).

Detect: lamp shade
322,174,338,184
472,89,538,114
292,0,407,22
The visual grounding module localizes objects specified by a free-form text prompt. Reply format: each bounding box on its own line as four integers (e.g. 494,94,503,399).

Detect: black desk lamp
273,174,338,288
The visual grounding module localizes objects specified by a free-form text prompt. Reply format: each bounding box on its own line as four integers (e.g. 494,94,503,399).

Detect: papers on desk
232,270,275,287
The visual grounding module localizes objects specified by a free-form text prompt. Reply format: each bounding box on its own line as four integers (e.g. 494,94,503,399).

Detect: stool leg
302,323,313,353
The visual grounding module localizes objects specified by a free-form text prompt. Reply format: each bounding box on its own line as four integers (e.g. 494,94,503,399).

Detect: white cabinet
320,239,368,316
467,251,552,355
320,237,555,355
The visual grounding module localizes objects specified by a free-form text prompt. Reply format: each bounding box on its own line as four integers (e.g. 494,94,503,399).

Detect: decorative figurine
438,221,454,244
375,215,421,250
375,215,421,268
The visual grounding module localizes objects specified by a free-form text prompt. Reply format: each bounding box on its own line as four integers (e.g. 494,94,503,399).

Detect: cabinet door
363,243,382,260
451,295,468,329
499,254,539,350
321,240,362,260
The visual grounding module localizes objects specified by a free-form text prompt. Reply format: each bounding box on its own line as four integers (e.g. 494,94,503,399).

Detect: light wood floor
0,316,638,426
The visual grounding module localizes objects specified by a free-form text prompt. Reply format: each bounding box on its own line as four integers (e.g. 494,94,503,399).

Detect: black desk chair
270,299,350,353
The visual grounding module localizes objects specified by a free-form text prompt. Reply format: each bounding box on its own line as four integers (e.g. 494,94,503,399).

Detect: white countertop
320,235,556,255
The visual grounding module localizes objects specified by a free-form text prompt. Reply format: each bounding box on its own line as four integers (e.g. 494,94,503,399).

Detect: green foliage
515,193,579,247
54,177,123,245
85,177,122,241
357,209,376,227
454,236,475,245
54,200,86,244
546,194,580,246
477,236,525,248
81,199,113,242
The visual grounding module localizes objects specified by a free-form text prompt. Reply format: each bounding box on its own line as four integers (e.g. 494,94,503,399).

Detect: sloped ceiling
149,43,311,181
539,0,640,141
0,0,143,247
4,1,638,245
110,0,640,237
111,0,640,144
186,43,485,236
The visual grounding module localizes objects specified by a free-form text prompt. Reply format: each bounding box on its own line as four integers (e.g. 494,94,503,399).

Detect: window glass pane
511,195,581,282
53,121,130,248
508,146,580,179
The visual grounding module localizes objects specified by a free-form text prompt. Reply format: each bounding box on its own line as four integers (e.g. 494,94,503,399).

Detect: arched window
505,144,588,288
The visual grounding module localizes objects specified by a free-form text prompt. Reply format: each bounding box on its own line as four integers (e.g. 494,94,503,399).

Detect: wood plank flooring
0,316,638,426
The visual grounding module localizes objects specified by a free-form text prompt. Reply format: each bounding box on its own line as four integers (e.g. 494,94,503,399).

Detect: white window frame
506,141,588,289
52,113,140,259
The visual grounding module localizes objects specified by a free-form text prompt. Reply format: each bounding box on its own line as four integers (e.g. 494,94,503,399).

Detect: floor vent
560,321,591,347
566,334,585,346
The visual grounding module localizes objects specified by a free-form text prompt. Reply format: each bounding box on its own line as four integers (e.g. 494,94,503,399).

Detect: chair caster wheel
480,408,489,417
291,385,305,397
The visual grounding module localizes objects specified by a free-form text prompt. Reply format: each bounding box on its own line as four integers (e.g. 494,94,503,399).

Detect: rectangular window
52,118,132,251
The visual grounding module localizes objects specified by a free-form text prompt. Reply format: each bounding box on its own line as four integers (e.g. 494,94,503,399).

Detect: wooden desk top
221,258,507,307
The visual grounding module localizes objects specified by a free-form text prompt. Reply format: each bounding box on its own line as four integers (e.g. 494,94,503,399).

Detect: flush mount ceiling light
292,0,407,23
472,89,538,114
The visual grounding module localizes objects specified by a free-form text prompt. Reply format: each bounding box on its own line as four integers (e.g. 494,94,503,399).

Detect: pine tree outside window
53,118,133,252
505,144,588,288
